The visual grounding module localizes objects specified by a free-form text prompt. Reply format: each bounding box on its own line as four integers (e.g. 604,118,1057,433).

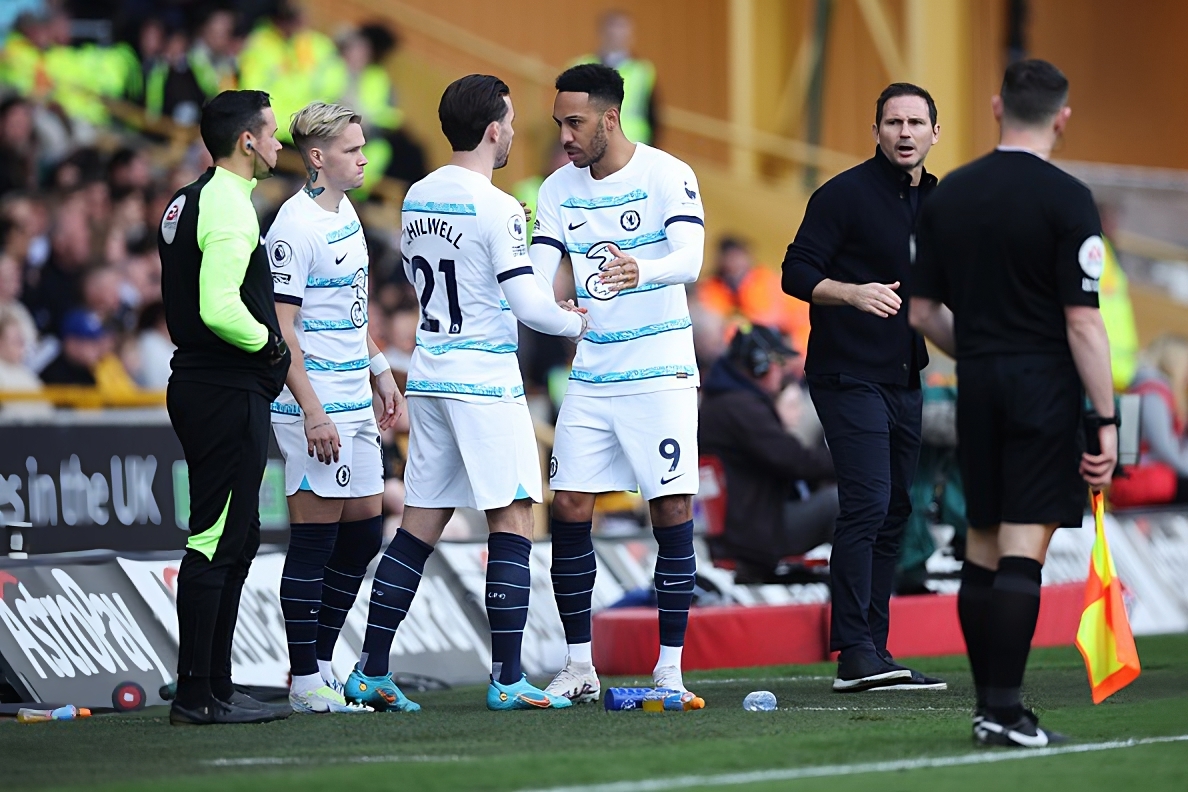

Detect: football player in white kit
268,102,403,713
343,75,589,712
531,65,706,703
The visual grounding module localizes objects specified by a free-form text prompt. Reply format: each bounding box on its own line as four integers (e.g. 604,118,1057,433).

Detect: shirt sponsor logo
684,181,697,200
1079,235,1105,280
160,195,185,245
272,272,291,285
270,240,293,267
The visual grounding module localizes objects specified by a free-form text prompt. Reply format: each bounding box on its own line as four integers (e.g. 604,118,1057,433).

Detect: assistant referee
911,60,1117,748
159,90,291,725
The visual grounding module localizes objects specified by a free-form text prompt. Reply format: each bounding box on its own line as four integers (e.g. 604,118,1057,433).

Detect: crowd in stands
0,0,428,401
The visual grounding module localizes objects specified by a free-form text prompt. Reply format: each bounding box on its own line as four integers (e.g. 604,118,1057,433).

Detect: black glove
262,331,289,367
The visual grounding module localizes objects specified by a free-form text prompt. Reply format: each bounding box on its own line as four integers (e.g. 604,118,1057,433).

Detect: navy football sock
550,519,596,645
280,522,338,677
317,515,384,665
359,528,433,677
486,531,532,685
653,521,696,648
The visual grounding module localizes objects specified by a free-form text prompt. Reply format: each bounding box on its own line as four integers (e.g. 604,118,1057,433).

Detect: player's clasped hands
305,411,342,464
599,243,639,291
558,299,591,342
848,280,901,318
374,370,405,431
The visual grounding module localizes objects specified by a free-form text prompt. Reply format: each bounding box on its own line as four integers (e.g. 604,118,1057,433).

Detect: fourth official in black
911,59,1118,748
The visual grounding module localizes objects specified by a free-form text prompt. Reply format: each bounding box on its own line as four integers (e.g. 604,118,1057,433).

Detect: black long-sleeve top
781,147,935,386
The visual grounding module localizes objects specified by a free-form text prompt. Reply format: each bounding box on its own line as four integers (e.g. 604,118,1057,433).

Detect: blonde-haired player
268,102,403,713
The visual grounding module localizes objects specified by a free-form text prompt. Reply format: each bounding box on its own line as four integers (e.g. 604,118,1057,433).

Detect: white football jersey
267,190,372,424
400,165,529,403
534,144,704,397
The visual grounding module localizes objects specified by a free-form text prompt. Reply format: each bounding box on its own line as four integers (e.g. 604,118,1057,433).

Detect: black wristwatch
1089,414,1120,428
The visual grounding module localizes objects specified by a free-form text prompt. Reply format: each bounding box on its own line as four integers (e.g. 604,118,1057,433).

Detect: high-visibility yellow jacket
1100,236,1139,391
239,23,347,141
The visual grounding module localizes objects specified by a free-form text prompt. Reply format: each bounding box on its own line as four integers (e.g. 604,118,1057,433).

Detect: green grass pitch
3,634,1187,791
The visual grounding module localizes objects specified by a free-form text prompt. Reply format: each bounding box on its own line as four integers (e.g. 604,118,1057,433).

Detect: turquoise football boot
487,674,574,711
344,666,421,712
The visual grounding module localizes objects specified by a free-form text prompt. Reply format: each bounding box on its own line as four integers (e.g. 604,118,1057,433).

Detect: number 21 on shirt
410,255,463,334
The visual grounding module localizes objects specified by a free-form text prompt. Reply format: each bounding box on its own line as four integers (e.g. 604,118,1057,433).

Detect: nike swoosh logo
517,692,552,708
660,473,684,485
568,221,587,230
335,254,347,265
661,579,686,587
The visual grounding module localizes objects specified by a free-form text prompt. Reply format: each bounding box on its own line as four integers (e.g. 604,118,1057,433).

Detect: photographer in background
699,324,836,582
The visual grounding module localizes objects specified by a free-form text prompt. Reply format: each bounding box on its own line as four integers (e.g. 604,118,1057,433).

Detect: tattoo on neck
303,167,324,198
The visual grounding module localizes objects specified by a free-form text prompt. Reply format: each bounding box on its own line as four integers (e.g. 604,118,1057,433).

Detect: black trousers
808,374,922,656
167,381,270,687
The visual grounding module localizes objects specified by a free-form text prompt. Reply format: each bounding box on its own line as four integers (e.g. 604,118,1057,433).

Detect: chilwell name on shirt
402,216,463,249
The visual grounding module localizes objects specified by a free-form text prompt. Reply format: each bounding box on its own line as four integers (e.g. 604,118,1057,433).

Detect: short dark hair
438,74,511,152
1000,59,1069,125
718,236,749,255
875,83,937,126
200,90,271,160
555,63,624,109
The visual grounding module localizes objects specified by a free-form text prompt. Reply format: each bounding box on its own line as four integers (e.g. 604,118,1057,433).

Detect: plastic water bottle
743,691,777,711
16,705,91,723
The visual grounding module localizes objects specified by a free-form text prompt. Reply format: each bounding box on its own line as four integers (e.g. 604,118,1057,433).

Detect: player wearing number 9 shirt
343,75,589,713
531,65,706,702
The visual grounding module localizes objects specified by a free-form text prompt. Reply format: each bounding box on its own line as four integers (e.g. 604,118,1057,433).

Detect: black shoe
169,696,289,726
220,691,292,719
833,652,913,692
975,710,1065,748
872,651,948,690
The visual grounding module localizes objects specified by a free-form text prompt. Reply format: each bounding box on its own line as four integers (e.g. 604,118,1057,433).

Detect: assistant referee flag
1075,490,1140,704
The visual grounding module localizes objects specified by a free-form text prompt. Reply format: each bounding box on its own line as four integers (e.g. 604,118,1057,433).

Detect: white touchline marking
692,676,834,685
789,706,966,712
518,734,1188,792
203,755,470,767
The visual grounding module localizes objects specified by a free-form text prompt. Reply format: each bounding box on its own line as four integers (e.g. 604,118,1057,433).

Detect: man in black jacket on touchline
699,325,836,581
782,83,944,693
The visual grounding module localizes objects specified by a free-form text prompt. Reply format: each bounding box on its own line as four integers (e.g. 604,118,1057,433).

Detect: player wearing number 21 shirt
343,75,589,713
531,64,706,703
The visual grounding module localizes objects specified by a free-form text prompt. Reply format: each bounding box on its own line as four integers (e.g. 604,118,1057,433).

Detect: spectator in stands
145,24,209,125
40,307,107,385
698,324,837,582
108,147,153,192
239,0,346,143
0,308,39,391
384,308,418,376
24,190,92,334
0,97,38,196
133,300,173,389
1111,334,1188,507
1097,202,1139,391
337,23,426,186
573,10,657,145
1,193,50,270
700,236,812,363
82,265,132,330
188,8,240,97
0,242,37,352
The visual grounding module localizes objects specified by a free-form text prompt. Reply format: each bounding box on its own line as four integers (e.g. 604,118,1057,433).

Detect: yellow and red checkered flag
1075,490,1141,704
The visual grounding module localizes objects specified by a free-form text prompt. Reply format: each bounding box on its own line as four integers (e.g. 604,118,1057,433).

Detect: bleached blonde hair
289,102,362,160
